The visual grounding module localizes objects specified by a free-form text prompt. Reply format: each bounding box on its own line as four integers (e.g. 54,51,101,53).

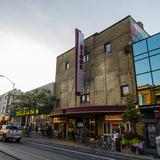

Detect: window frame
104,42,111,53
80,93,90,103
121,85,129,97
83,52,89,63
133,33,160,107
65,61,70,70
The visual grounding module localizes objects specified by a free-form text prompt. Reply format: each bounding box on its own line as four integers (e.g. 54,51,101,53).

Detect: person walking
113,130,121,152
35,125,38,136
41,125,45,136
47,125,52,138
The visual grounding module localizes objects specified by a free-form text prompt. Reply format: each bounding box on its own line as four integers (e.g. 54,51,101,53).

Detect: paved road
0,140,155,160
0,150,18,160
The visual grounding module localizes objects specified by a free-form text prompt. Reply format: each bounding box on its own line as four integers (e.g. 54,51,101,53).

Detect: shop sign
105,114,122,121
16,108,39,117
53,117,66,123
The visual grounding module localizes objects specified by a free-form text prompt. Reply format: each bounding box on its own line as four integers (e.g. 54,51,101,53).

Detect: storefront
104,114,130,142
11,104,53,128
140,107,160,149
51,105,126,141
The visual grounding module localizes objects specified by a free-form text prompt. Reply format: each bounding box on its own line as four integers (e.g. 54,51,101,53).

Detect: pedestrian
35,125,38,136
41,125,45,136
71,128,75,141
113,130,121,152
81,127,89,145
26,125,30,137
47,125,52,138
29,125,31,131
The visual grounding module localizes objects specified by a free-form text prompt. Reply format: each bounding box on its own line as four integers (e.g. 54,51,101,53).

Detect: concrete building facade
51,16,148,141
0,89,21,124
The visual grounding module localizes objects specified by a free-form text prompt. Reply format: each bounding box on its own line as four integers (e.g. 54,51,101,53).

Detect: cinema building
51,16,149,141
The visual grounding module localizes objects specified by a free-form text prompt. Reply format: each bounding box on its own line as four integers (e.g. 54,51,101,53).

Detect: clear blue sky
0,0,159,94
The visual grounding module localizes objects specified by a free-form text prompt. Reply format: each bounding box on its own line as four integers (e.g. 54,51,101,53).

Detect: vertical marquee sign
75,28,84,96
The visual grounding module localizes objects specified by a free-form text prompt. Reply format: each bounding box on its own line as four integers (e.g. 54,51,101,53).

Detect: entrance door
145,123,157,148
104,122,111,142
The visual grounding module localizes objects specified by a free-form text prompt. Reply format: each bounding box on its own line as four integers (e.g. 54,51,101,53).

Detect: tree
9,88,56,118
122,94,141,135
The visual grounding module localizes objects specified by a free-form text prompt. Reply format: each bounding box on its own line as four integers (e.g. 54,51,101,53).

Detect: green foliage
129,138,140,145
121,137,129,145
120,132,141,146
121,137,139,146
122,94,141,134
9,88,56,114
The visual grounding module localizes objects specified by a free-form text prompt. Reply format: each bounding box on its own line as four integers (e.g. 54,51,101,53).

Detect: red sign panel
75,29,84,95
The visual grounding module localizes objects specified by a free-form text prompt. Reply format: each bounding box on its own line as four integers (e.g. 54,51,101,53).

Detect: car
0,125,22,142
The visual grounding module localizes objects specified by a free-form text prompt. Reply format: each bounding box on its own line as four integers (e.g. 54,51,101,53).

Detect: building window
104,42,111,53
80,93,90,103
84,46,89,62
133,33,160,107
65,61,70,70
121,85,129,97
156,95,160,104
84,53,89,62
56,99,60,108
138,94,146,105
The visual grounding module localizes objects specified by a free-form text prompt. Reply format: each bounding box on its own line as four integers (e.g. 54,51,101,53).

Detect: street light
0,75,15,90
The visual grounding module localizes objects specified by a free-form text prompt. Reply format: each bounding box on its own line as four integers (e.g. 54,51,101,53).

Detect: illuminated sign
13,105,53,117
16,108,39,117
75,29,84,95
105,114,122,121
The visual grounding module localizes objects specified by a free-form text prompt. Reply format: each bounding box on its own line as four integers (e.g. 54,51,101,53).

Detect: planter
121,143,144,155
121,145,131,154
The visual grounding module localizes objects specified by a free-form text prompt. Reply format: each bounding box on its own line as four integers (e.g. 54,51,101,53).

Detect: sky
0,0,160,95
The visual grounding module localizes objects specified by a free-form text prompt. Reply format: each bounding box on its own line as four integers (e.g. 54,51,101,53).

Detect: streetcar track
0,142,49,160
0,150,22,160
22,141,119,160
0,141,150,160
22,140,152,160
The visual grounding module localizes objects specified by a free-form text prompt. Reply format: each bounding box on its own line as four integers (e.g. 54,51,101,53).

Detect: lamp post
0,75,15,90
0,75,15,124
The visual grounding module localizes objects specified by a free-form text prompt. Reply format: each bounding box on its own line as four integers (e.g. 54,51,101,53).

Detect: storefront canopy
50,105,126,117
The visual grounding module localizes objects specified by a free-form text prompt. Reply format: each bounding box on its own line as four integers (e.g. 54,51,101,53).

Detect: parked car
0,125,22,142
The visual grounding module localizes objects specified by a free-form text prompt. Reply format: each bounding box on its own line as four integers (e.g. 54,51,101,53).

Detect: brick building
51,16,149,141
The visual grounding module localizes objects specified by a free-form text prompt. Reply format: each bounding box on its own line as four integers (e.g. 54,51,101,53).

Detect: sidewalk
23,132,159,160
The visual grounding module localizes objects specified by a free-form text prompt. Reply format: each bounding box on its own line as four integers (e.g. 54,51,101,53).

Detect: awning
50,105,126,117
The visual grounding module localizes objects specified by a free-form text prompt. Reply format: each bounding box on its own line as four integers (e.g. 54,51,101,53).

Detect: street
0,140,153,160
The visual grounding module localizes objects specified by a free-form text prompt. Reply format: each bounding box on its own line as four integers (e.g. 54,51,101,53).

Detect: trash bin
156,136,160,155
